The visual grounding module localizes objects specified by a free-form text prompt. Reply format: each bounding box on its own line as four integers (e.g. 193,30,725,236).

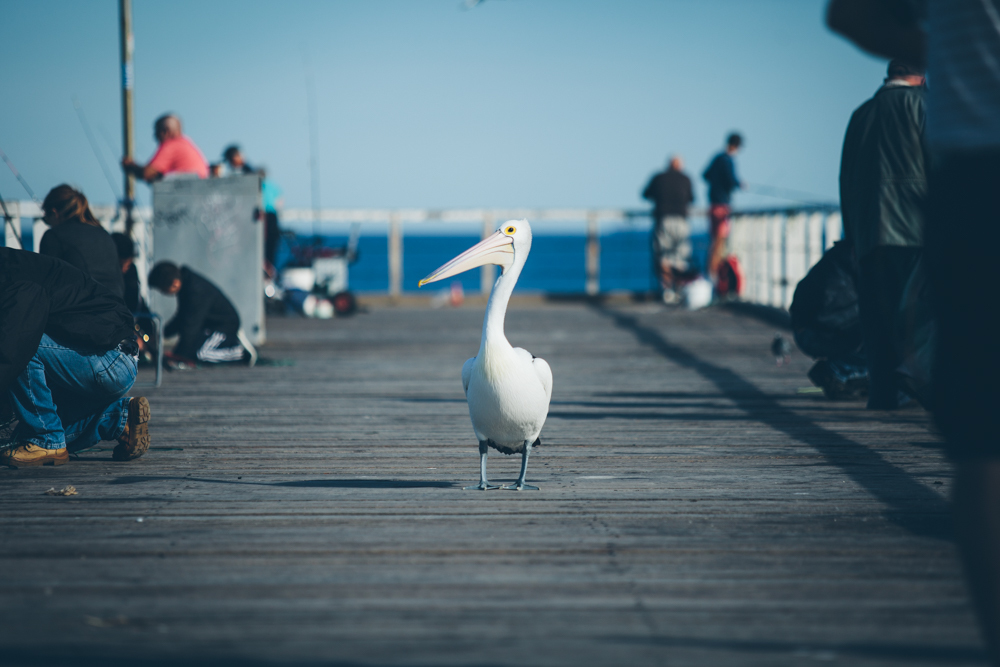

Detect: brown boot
0,443,68,468
113,397,150,461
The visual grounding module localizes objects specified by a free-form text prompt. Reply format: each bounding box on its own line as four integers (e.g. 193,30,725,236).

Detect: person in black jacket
38,184,124,299
110,232,146,313
0,248,150,467
643,155,694,303
148,262,246,364
840,59,927,410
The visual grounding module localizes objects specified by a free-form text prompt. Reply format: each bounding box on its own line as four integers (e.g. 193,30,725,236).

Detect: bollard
388,212,403,300
481,212,495,295
585,211,600,296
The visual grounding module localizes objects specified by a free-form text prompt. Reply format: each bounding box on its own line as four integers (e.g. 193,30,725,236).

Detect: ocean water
280,230,711,294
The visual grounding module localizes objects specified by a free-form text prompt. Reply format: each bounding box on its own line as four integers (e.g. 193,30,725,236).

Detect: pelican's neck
479,260,521,358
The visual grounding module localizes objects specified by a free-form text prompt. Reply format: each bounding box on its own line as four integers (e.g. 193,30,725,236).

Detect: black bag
789,240,864,359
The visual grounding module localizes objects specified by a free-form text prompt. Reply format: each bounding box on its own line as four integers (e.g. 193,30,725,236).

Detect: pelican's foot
464,481,500,490
501,481,539,491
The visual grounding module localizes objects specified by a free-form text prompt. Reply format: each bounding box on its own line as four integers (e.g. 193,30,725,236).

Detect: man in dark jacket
0,248,150,467
703,133,744,279
840,58,927,409
148,262,246,364
643,155,694,302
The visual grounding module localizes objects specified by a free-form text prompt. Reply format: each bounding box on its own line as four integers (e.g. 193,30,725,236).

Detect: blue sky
0,0,884,213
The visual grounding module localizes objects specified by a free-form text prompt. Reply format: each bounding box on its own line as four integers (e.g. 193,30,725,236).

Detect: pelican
419,219,552,490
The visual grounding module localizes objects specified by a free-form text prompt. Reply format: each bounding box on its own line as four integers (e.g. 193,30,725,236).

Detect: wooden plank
0,304,984,666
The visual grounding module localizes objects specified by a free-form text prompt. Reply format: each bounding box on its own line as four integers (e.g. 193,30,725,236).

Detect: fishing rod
743,182,837,206
0,144,40,249
73,95,124,204
0,188,23,248
304,49,321,240
0,145,39,204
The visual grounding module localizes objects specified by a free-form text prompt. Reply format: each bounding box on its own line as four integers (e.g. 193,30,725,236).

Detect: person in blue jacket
702,133,743,279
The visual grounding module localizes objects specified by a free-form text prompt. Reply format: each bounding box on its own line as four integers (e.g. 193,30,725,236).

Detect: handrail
2,201,841,305
728,207,843,310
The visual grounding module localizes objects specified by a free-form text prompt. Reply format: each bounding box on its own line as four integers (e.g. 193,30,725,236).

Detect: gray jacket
839,82,928,259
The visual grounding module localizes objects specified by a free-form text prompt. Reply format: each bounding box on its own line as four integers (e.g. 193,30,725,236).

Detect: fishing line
744,182,836,205
95,122,121,167
72,95,123,203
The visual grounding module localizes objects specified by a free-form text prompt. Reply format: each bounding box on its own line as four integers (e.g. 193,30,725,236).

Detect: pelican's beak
418,231,514,287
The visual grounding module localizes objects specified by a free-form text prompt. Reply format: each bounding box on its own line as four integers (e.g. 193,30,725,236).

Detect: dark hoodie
0,248,134,391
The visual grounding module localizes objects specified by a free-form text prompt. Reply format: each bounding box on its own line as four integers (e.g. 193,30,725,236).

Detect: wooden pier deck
0,302,985,666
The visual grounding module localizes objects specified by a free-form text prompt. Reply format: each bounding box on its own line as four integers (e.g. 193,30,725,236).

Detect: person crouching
1,249,150,467
147,262,248,365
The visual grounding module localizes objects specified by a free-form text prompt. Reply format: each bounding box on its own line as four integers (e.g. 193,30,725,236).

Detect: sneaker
661,289,681,305
808,360,868,400
0,443,68,468
113,397,150,462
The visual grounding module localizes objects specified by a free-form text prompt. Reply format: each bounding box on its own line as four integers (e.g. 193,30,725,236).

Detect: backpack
716,255,744,297
789,240,863,358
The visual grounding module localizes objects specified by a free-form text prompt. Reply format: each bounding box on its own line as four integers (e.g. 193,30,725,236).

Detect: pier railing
727,205,843,310
3,201,841,308
280,207,630,297
279,205,842,305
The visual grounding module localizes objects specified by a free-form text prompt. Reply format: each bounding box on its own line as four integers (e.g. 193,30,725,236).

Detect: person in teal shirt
260,170,283,271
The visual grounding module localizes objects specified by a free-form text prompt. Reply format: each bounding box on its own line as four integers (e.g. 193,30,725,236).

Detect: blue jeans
6,334,137,451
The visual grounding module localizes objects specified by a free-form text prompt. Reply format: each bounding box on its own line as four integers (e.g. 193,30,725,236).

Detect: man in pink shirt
122,114,208,182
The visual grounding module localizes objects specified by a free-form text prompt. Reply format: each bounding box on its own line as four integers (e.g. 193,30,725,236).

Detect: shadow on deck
0,303,977,667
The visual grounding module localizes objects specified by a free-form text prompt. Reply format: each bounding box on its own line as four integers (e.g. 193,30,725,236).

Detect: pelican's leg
502,439,540,491
464,441,499,490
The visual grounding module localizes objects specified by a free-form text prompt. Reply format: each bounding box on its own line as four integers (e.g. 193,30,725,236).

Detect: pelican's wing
461,357,476,396
532,356,553,402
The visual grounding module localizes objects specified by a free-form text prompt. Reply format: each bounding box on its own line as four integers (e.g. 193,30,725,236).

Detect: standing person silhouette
840,58,928,410
643,155,694,303
702,133,744,281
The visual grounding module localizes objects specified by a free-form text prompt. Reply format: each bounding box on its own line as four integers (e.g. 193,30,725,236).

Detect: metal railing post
388,212,402,299
804,212,812,271
481,212,495,295
3,200,20,249
585,210,600,295
766,214,774,307
781,214,788,308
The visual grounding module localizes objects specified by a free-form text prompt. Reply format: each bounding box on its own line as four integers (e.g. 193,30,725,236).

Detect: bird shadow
108,476,456,489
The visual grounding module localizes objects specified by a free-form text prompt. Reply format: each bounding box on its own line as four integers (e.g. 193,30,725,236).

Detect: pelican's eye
505,226,516,234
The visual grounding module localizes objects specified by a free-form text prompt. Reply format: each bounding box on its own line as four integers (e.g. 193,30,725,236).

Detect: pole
120,0,135,233
305,52,320,238
585,211,600,296
0,192,22,249
480,212,495,295
388,212,402,300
